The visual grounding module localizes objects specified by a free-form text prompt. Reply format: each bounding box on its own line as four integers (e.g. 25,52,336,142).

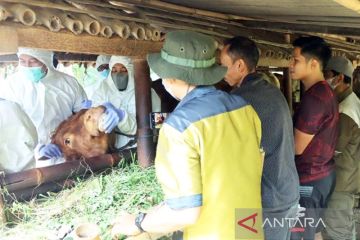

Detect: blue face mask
19,66,46,83
99,69,110,79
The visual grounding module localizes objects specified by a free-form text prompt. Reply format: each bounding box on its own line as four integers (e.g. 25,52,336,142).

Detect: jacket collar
231,72,262,92
176,86,216,110
337,87,353,103
241,72,263,86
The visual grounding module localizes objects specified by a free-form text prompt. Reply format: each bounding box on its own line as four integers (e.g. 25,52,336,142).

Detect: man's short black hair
224,36,259,71
331,70,352,84
292,36,332,70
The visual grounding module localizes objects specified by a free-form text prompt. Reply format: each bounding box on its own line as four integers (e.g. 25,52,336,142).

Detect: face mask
82,67,98,87
99,69,110,79
19,66,46,83
326,76,338,90
112,72,128,91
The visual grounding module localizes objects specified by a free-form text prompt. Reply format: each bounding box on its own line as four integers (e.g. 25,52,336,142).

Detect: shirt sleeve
155,124,202,210
336,113,356,152
294,94,329,135
0,77,18,103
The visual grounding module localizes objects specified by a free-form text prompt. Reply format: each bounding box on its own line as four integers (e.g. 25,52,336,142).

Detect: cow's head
51,106,116,161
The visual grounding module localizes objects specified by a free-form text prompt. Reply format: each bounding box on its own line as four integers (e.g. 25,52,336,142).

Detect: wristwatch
135,212,147,233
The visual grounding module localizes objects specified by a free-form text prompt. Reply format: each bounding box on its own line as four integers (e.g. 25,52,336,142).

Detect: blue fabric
232,73,300,211
81,100,92,110
166,194,203,210
166,86,249,132
38,143,63,159
99,69,110,79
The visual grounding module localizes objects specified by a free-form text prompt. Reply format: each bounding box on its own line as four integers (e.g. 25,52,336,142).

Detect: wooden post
283,68,293,113
0,172,7,225
0,193,6,225
1,154,120,193
134,59,155,168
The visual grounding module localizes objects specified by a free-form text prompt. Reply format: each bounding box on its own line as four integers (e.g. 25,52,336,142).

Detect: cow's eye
64,138,71,145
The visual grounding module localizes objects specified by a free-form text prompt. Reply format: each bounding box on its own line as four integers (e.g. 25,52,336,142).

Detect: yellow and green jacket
155,86,264,240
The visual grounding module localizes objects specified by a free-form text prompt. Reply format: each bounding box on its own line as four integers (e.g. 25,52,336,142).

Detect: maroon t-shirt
294,81,339,183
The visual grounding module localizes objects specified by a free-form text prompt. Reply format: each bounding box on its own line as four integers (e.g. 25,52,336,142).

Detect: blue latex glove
100,102,125,133
38,144,63,159
81,99,92,110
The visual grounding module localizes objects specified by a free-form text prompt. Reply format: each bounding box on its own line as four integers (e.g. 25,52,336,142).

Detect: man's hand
110,204,200,238
37,143,63,159
111,212,141,238
81,100,92,110
100,102,125,133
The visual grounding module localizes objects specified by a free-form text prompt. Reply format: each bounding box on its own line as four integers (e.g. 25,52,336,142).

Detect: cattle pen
1,0,360,239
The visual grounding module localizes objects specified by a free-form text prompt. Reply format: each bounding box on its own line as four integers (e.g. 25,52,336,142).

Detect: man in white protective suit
0,47,87,164
0,99,38,173
81,55,111,100
90,56,161,149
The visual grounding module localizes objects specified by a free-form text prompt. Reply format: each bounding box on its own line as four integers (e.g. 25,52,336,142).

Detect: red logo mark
237,213,258,234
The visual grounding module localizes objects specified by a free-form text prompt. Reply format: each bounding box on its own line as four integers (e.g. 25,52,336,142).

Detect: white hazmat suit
0,100,37,173
0,48,87,147
92,56,161,149
82,55,111,100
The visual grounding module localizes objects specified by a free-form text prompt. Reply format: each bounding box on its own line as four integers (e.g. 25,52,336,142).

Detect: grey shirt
231,73,300,210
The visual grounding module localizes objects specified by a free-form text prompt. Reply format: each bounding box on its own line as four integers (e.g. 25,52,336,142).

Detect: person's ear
310,58,319,70
235,59,246,72
336,74,344,84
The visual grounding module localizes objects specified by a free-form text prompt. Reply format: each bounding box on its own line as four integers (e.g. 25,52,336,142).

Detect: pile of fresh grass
0,160,167,240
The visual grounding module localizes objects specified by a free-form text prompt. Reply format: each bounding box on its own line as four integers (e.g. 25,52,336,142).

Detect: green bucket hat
147,30,227,86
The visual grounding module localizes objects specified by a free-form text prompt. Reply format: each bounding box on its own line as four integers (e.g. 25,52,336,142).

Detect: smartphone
150,112,169,129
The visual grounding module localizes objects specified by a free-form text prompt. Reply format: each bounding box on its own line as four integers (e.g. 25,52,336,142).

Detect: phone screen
150,112,169,129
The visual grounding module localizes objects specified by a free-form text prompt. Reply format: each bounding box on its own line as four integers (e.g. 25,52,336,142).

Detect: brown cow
51,106,116,161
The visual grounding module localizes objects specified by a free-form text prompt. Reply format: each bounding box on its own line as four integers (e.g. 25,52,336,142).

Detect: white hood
104,56,135,96
17,47,55,71
95,55,111,69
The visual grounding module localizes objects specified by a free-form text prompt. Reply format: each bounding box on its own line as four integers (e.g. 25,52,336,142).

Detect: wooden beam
137,5,246,28
258,57,290,68
54,52,97,62
0,26,18,54
0,53,98,62
144,10,228,30
0,185,7,224
240,20,360,37
0,23,163,56
110,0,254,21
0,54,17,62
